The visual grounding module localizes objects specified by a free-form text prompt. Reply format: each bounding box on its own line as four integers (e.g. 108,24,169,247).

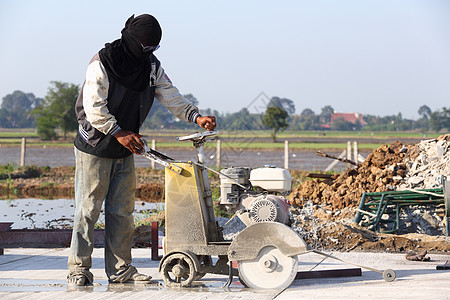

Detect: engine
219,166,292,226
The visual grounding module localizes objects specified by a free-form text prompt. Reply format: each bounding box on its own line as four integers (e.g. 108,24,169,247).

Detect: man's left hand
197,116,216,131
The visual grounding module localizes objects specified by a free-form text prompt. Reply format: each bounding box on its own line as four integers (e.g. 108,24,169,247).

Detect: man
67,14,216,286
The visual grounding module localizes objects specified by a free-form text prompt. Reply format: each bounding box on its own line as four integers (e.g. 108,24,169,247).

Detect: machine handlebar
176,131,218,142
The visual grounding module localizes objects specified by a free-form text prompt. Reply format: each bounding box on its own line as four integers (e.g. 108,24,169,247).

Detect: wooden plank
0,222,13,231
436,261,450,270
307,173,333,179
295,268,362,280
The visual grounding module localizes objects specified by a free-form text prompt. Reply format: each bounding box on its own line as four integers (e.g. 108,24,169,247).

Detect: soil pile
289,135,450,210
289,140,420,209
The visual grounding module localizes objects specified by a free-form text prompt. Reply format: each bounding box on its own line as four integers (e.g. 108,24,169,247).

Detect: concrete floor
0,248,449,299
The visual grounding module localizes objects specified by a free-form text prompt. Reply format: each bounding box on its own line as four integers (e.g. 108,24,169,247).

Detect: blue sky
1,0,449,119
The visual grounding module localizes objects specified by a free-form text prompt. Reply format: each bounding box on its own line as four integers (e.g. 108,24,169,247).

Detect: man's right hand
114,130,144,154
197,115,216,131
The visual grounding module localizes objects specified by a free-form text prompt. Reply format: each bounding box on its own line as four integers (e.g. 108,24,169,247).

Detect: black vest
74,53,160,158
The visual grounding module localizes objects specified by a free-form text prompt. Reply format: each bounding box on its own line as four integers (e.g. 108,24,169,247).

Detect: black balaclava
99,14,162,92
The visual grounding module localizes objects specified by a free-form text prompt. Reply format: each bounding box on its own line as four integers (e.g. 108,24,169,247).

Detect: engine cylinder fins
219,167,251,205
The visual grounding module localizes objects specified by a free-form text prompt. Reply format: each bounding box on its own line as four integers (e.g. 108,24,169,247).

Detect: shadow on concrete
290,267,449,288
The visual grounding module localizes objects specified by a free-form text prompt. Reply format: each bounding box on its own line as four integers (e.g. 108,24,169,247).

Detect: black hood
99,14,162,92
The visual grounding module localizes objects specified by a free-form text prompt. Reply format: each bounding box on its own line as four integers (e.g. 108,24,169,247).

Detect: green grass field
0,129,440,150
0,132,39,138
153,141,384,150
214,130,439,139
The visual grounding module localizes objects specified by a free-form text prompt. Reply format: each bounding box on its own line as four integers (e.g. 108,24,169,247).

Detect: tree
224,108,263,130
0,91,42,128
300,108,315,117
429,111,442,132
319,105,334,125
268,97,295,114
262,106,288,142
32,81,79,139
417,105,432,131
441,107,450,131
418,105,432,120
0,108,10,128
287,108,320,130
331,116,355,131
300,114,321,130
33,108,58,140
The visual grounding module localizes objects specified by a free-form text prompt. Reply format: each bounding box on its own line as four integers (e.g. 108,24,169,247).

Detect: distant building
331,112,367,126
320,112,367,130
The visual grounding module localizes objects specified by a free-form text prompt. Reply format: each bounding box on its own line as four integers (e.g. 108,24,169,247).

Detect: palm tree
418,105,431,120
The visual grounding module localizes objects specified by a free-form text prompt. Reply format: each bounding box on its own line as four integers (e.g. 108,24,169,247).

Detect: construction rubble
399,135,450,189
286,134,450,253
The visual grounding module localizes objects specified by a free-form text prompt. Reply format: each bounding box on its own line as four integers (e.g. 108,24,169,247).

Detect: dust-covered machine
219,166,291,226
140,131,396,290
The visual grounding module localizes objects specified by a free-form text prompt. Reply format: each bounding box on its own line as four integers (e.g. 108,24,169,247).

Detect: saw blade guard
227,222,307,262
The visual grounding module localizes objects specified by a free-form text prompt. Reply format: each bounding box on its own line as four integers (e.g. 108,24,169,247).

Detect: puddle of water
0,199,164,229
0,278,68,292
0,146,358,171
0,279,139,292
0,278,164,292
0,278,247,293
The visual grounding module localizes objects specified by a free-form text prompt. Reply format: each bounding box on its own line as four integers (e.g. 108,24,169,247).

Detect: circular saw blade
238,246,298,290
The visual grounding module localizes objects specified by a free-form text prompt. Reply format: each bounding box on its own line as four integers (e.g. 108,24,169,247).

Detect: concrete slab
0,248,448,299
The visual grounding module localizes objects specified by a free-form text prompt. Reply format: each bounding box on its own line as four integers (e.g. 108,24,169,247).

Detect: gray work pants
68,147,136,282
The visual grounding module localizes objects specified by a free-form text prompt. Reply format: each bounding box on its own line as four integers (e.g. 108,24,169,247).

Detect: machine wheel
182,255,211,281
161,253,196,287
238,246,298,290
382,269,396,282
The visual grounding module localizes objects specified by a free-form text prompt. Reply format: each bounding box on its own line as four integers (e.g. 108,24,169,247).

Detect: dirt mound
290,135,450,210
18,183,74,199
289,141,419,209
135,183,164,202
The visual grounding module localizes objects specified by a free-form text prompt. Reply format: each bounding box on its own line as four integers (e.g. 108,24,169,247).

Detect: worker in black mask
68,14,216,286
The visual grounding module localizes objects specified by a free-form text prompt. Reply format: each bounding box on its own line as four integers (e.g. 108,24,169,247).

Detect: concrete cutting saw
140,131,396,290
